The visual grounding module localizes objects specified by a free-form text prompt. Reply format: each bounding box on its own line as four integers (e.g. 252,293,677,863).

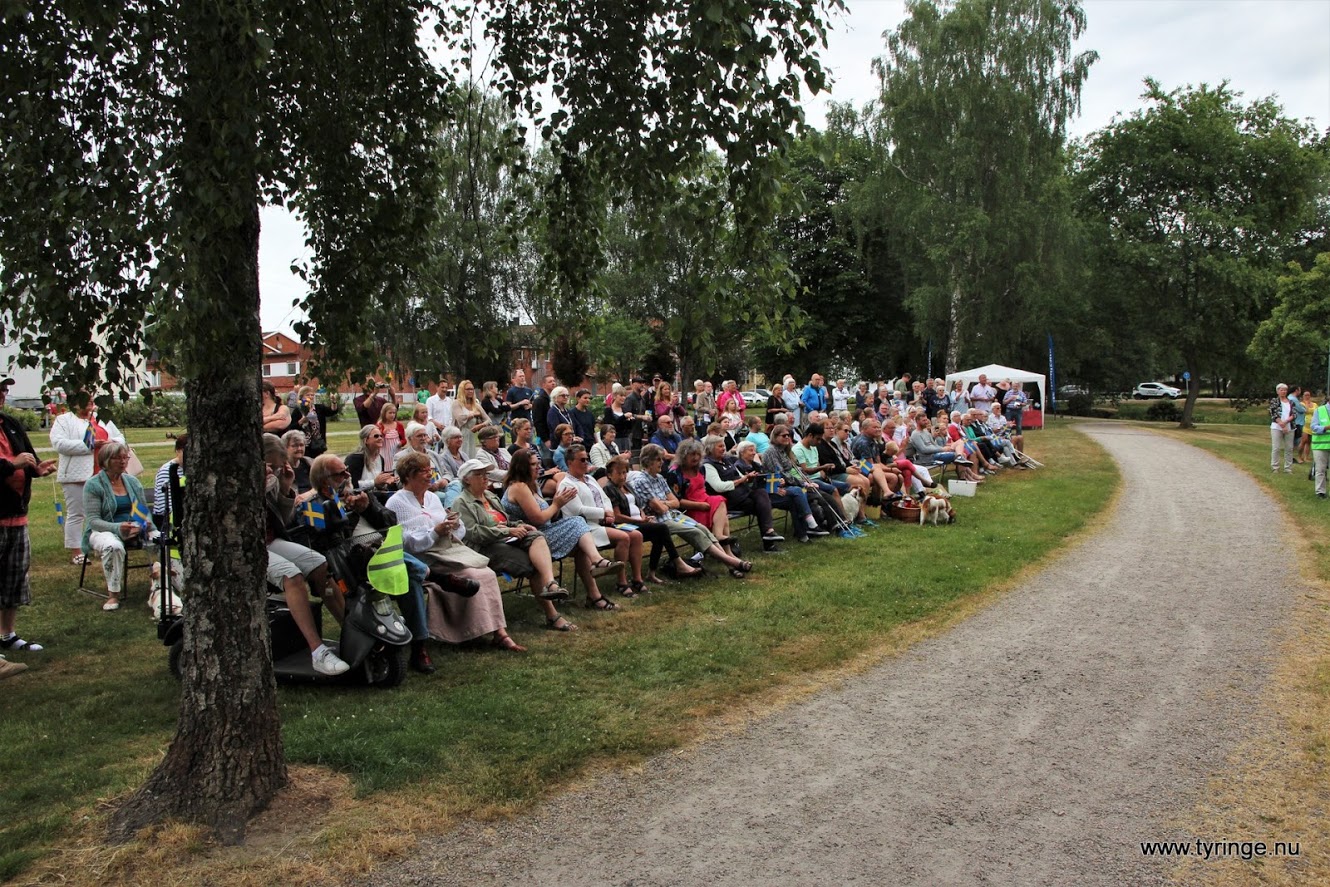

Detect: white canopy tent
944,363,1046,410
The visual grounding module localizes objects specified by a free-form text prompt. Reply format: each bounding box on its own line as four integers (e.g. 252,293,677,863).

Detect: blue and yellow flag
764,474,780,495
330,491,347,519
298,498,326,530
129,499,153,531
54,500,64,526
82,426,95,450
856,459,873,477
430,468,442,486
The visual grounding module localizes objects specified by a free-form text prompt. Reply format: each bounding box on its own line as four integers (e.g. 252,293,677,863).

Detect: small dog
841,488,861,524
919,488,955,526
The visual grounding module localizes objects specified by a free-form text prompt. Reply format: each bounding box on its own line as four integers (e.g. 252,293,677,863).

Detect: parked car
741,388,772,407
1057,384,1089,399
1133,382,1181,399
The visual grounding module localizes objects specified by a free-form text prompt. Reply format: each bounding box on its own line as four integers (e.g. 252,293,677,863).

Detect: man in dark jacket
531,373,555,443
0,377,57,669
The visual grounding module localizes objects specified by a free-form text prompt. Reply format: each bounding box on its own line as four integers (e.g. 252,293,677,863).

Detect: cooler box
948,480,977,497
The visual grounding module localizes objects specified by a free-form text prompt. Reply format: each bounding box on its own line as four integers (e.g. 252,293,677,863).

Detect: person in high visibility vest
304,453,434,674
1310,398,1330,500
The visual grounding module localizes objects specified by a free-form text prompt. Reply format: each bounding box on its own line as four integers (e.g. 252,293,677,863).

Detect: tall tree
0,0,838,842
1248,253,1330,389
870,0,1096,371
1076,81,1328,425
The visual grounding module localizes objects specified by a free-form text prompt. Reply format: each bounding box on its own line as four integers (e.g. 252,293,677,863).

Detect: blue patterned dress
500,487,591,559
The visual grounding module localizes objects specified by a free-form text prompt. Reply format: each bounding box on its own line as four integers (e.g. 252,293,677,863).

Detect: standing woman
600,388,634,443
261,382,292,434
480,381,509,439
570,388,598,449
451,380,489,457
377,402,406,466
50,396,123,565
652,381,684,426
1298,388,1316,465
545,386,574,444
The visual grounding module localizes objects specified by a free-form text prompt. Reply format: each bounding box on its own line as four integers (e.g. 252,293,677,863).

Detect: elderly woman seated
628,444,751,578
502,448,623,610
259,434,349,675
671,439,736,545
303,452,435,674
452,458,578,632
81,441,166,613
557,444,648,598
700,435,784,551
590,423,623,471
437,425,469,480
387,451,526,652
282,429,314,494
473,424,513,485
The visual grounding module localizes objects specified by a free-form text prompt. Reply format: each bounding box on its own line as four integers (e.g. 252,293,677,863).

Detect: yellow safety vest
366,524,409,596
1313,406,1330,450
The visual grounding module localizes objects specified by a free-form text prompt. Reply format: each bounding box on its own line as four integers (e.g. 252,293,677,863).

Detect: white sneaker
311,645,350,676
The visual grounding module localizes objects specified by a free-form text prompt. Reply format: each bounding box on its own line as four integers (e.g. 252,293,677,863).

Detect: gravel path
370,424,1299,887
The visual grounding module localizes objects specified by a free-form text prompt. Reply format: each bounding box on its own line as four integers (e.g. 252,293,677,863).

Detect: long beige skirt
425,566,506,644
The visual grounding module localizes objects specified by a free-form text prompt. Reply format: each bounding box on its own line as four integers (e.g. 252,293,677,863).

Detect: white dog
919,488,954,526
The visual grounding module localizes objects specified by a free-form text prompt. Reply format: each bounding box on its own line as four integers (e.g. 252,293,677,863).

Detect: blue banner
926,339,933,380
1047,333,1057,414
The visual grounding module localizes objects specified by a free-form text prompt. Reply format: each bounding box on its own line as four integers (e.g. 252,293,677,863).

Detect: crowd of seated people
60,369,1030,685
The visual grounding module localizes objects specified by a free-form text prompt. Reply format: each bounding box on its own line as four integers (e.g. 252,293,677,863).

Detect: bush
1065,392,1094,417
0,405,40,431
100,394,188,428
1145,399,1182,422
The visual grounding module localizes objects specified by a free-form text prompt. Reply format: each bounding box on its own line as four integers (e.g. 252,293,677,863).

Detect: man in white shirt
426,382,454,437
831,379,851,413
969,374,997,414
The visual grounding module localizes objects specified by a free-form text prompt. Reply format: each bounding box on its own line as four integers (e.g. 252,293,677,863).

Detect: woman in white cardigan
49,399,123,564
556,444,644,597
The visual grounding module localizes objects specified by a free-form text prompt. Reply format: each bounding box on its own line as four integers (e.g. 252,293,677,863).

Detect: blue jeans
770,485,813,537
400,552,430,640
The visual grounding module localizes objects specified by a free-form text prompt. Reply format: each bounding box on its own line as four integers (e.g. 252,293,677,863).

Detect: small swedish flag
129,499,153,531
299,498,327,530
764,474,780,495
83,426,95,450
856,459,873,477
55,500,64,526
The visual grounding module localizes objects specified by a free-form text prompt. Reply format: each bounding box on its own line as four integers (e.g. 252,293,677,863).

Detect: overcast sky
257,0,1330,334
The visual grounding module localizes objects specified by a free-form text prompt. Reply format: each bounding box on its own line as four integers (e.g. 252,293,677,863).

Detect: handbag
422,534,490,572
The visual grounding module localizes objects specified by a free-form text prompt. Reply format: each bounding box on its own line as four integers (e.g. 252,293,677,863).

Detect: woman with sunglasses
346,425,398,493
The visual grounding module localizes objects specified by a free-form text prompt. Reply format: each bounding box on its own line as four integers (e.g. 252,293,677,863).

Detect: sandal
585,595,618,611
589,558,622,577
727,566,747,579
615,583,638,598
538,581,570,602
630,579,649,595
544,616,579,632
102,597,120,612
492,634,527,652
71,553,88,566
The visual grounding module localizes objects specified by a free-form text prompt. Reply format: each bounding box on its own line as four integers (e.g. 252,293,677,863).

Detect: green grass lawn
0,425,1117,882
